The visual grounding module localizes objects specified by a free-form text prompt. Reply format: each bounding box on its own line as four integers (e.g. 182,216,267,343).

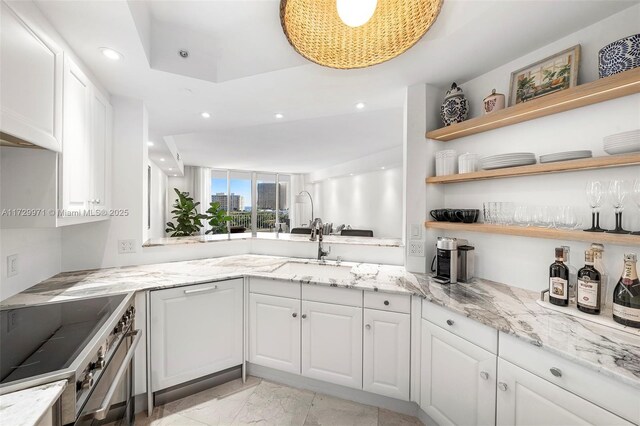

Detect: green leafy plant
165,188,207,237
516,76,536,100
542,69,556,83
205,201,232,234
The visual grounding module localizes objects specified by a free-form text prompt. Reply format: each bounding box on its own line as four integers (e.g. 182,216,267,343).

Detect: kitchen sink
274,262,354,280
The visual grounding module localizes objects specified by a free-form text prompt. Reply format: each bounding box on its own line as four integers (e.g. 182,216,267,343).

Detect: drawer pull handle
384,300,389,306
446,319,454,326
184,285,218,295
480,371,489,380
301,314,307,319
550,367,562,377
292,313,298,318
498,382,508,392
365,324,371,329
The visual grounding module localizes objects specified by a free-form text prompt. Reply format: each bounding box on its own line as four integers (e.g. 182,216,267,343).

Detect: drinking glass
607,179,630,234
584,180,605,232
633,179,640,235
514,205,531,227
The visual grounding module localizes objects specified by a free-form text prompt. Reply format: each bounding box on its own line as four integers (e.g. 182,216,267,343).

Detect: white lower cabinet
497,358,633,426
150,279,243,392
421,319,497,426
302,300,362,389
249,293,301,374
363,308,410,400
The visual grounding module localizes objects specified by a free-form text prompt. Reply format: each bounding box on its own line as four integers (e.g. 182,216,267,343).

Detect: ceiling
34,0,637,173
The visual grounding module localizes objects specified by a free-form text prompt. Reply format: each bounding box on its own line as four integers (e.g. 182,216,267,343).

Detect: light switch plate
410,224,422,240
6,254,18,277
118,240,137,254
408,241,425,257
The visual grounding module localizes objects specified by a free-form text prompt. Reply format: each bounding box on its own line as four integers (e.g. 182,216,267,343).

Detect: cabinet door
421,319,496,426
89,88,111,213
497,358,633,426
363,309,410,400
249,293,301,374
61,57,91,212
150,279,243,392
0,2,62,151
302,300,362,389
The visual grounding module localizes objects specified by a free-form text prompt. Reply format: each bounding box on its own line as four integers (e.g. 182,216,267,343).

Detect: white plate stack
539,150,592,163
435,150,457,176
480,153,536,170
603,130,640,155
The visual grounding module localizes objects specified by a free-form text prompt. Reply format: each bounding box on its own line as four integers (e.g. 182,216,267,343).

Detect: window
228,171,252,233
256,173,276,231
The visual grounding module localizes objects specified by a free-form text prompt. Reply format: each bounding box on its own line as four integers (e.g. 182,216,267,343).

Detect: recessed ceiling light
381,166,385,170
168,168,173,171
173,174,178,177
274,113,284,119
100,47,122,61
201,112,211,119
350,173,354,176
147,141,154,146
356,102,365,109
160,158,165,162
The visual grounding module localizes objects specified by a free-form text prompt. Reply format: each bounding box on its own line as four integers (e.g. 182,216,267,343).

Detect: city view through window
211,172,290,233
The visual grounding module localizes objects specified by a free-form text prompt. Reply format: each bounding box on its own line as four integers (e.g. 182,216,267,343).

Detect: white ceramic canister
483,89,505,114
458,153,478,174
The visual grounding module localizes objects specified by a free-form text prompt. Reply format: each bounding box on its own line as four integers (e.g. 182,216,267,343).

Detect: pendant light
280,0,443,69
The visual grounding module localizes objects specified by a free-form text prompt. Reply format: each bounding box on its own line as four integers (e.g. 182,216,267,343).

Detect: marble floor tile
231,380,315,426
378,408,423,426
303,394,378,426
162,377,261,425
134,405,207,426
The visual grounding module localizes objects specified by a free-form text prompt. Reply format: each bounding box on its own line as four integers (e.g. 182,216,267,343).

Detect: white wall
148,160,168,240
422,6,640,292
306,166,403,238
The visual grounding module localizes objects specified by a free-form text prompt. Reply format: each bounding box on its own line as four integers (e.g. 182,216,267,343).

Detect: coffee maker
431,237,475,284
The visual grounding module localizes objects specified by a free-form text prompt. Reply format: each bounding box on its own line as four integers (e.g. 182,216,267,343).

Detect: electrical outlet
408,241,425,257
118,240,137,254
6,254,18,277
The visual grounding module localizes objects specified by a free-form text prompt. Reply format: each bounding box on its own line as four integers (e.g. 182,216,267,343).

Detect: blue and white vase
440,83,469,126
598,34,640,78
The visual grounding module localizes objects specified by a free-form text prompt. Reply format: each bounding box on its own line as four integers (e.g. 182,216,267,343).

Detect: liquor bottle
562,246,577,305
591,243,609,308
549,247,570,306
612,253,640,328
577,250,602,315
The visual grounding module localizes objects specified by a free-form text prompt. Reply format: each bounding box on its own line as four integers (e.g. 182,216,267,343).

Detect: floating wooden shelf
426,68,640,142
426,154,640,184
424,222,640,245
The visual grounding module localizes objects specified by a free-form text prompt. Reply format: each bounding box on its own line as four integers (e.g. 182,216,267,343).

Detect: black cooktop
0,294,126,385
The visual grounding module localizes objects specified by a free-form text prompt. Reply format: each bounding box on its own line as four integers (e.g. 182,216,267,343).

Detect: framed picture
508,45,580,106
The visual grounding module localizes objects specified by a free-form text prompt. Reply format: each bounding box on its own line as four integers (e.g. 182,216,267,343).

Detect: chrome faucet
310,218,331,262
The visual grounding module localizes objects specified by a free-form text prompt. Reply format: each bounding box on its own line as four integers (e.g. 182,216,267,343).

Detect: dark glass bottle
612,253,640,328
549,247,569,306
577,250,602,315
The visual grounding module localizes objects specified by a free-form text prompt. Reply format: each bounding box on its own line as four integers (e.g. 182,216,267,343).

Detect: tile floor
135,376,423,426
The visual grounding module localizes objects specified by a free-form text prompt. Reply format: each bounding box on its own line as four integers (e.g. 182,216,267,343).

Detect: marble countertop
0,380,66,426
2,254,638,391
143,232,403,248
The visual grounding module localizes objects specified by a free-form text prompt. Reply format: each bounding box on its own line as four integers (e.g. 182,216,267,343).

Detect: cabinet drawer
364,292,410,314
250,278,300,299
303,285,362,307
499,332,640,424
422,300,497,354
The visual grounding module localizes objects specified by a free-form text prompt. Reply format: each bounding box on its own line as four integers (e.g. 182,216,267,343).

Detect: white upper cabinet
61,57,91,213
421,319,497,426
301,300,362,389
150,280,244,392
249,293,301,374
496,358,633,426
90,87,112,213
0,1,62,151
363,308,410,400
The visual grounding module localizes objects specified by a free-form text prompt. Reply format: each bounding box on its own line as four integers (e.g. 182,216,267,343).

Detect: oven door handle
86,329,142,421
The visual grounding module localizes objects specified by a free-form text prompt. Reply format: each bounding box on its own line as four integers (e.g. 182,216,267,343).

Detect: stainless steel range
0,293,140,425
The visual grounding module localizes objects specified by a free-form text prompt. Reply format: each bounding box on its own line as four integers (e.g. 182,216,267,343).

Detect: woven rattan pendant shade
280,0,443,69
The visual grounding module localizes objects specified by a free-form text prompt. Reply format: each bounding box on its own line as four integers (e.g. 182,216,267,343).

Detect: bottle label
550,277,568,300
577,278,599,308
613,304,640,322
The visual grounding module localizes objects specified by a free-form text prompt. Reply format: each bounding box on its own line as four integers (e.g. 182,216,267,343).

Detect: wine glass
607,179,630,234
585,180,605,232
632,179,640,235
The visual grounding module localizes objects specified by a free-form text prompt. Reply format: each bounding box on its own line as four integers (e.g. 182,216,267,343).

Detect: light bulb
336,0,377,27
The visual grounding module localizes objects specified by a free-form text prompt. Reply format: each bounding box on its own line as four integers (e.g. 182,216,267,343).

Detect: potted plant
205,201,232,234
165,188,207,237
